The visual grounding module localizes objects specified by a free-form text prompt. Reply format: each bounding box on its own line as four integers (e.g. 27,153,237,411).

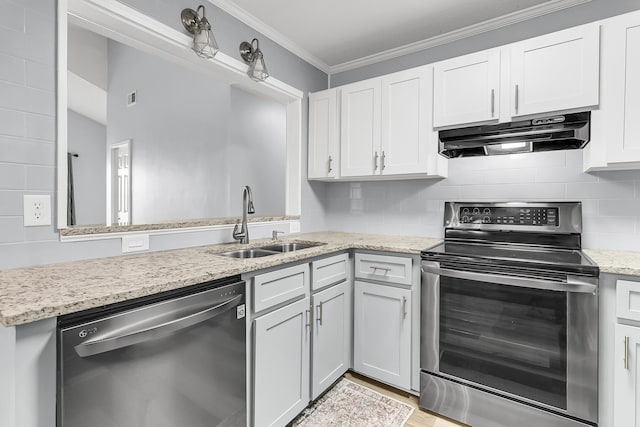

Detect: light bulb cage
181,5,219,59
239,38,269,82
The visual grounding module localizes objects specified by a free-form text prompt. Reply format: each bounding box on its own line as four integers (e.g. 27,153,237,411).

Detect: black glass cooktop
421,241,599,277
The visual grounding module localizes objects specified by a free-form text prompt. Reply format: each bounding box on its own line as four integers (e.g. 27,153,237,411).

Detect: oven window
439,277,567,409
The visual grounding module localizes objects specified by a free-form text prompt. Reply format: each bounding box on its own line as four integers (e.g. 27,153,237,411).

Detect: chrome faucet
233,185,255,244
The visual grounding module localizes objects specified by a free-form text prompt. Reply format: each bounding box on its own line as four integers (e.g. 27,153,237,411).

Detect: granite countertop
583,249,640,277
0,231,441,327
2,231,639,328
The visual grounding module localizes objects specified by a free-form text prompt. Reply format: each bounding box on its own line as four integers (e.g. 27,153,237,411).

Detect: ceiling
210,0,590,73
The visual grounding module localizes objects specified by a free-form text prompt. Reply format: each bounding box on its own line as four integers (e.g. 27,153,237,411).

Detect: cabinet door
311,281,350,400
308,89,339,179
340,79,381,177
603,11,640,165
354,281,411,389
433,49,500,128
380,66,433,176
254,298,310,427
614,324,640,427
510,24,600,118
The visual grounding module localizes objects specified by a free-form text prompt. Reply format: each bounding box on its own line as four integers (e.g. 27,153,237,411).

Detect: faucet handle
233,222,244,240
272,230,285,241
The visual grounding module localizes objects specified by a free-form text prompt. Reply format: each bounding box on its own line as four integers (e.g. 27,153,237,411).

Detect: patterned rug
290,378,414,427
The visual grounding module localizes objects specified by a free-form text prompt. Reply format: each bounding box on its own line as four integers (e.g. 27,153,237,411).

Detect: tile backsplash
325,150,640,251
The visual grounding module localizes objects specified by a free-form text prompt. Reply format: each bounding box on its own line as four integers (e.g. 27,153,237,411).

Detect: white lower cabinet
614,324,640,427
353,280,411,389
311,281,350,400
252,254,351,426
254,297,311,427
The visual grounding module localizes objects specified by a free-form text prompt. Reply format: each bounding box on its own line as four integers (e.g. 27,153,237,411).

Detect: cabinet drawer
312,253,349,291
253,263,309,313
354,253,412,285
617,280,640,322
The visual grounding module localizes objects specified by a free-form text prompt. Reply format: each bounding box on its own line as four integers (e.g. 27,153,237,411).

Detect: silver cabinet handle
328,155,333,173
306,306,312,329
370,265,391,274
373,151,379,171
515,84,519,114
625,336,630,370
491,89,495,117
402,296,407,320
74,294,241,357
381,151,386,171
316,302,323,326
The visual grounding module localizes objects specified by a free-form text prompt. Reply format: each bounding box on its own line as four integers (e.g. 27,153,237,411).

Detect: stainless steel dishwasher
57,276,246,427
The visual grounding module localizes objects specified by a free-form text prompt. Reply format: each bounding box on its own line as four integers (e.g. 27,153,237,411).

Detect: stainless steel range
420,202,599,427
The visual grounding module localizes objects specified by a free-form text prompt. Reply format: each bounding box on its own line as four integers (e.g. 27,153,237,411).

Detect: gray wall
67,110,106,225
106,39,286,223
0,0,327,270
331,0,640,86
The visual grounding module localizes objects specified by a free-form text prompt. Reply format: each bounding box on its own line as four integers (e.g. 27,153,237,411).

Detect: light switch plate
121,234,149,253
23,195,51,226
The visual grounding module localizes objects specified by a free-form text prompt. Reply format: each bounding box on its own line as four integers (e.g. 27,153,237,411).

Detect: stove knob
472,208,480,215
462,216,469,223
483,208,491,215
482,216,491,223
462,208,470,215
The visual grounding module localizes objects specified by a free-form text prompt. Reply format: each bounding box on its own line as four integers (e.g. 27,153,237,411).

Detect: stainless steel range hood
438,112,590,158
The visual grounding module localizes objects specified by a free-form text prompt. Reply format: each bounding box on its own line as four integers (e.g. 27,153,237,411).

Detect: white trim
56,0,68,231
208,0,591,75
59,220,300,242
330,0,592,74
208,0,331,74
57,0,303,235
67,71,107,125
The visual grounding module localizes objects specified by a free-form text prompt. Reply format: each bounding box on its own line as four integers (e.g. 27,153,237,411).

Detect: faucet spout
232,185,255,244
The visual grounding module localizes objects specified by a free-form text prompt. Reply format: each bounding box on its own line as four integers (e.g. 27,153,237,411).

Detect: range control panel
459,206,558,226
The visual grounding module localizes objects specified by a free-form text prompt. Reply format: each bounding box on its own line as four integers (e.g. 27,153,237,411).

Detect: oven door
421,260,598,424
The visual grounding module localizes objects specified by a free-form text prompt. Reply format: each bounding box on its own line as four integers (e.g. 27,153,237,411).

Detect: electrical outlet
24,195,52,226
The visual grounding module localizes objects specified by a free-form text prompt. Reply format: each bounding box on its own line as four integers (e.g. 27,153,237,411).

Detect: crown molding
209,0,591,76
329,0,592,74
208,0,332,73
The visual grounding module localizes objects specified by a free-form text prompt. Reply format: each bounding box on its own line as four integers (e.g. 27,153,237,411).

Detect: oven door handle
422,265,597,294
74,294,242,358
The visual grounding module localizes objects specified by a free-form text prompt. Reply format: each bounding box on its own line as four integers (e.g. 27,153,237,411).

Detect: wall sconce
239,38,269,82
181,5,219,59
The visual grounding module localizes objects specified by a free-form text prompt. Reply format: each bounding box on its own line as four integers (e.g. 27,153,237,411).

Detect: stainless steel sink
218,248,279,258
259,242,324,253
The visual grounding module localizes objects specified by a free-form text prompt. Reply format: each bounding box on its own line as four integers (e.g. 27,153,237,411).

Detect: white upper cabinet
381,67,445,176
585,10,640,171
510,24,600,118
308,88,339,179
433,49,501,128
340,79,382,177
339,67,446,179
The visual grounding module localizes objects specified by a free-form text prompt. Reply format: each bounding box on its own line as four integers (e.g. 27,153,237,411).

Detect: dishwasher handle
74,294,242,358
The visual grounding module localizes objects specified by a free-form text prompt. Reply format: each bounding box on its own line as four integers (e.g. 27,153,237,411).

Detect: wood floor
344,372,468,427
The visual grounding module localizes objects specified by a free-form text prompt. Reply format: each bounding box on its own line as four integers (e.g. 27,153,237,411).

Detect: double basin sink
219,241,324,258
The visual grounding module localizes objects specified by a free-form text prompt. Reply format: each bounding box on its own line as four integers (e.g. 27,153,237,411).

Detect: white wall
325,150,640,251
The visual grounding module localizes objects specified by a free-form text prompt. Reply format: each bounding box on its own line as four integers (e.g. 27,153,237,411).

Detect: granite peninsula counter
0,231,441,327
